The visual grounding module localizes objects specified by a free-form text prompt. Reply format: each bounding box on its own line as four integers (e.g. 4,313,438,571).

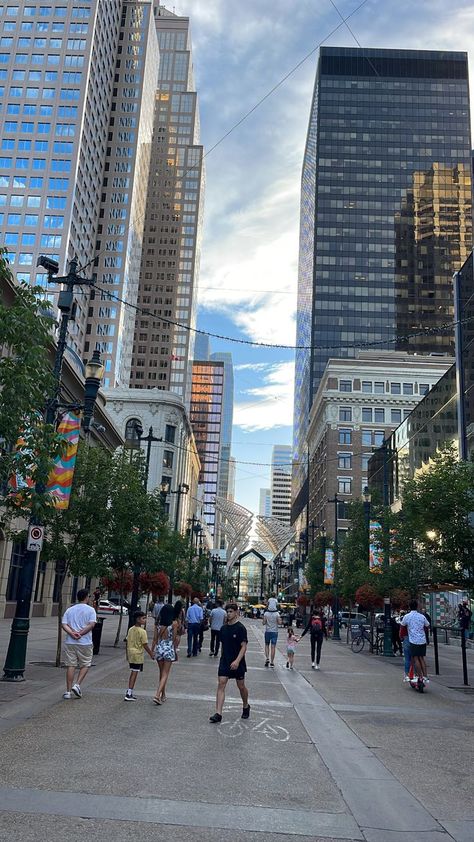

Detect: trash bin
92,617,104,654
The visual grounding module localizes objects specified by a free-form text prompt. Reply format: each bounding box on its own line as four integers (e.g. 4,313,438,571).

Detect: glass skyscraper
293,46,472,521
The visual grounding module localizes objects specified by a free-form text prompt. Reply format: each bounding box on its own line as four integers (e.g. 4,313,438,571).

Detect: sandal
152,697,162,705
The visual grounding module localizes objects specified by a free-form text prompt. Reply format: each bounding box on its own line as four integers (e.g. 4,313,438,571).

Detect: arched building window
125,418,142,442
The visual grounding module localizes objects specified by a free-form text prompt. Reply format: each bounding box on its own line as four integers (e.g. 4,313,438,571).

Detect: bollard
461,629,469,686
432,627,440,675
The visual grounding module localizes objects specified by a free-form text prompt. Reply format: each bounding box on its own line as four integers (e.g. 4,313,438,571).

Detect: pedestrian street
0,618,473,842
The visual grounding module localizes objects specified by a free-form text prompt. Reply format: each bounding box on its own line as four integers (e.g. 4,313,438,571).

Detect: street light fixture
327,494,341,641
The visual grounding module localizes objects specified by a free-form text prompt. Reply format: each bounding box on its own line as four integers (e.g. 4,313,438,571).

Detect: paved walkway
0,616,473,841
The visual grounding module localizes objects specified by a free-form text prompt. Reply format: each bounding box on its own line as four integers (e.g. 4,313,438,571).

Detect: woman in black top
301,610,327,670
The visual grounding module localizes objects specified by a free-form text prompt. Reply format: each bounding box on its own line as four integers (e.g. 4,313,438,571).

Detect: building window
124,417,141,441
419,383,430,396
362,408,372,422
374,408,385,423
163,449,174,470
374,382,385,394
361,453,371,471
361,381,372,393
391,382,401,395
338,428,351,445
338,478,352,495
6,542,25,601
165,424,176,444
361,429,372,447
374,430,385,447
403,382,414,395
338,453,352,469
339,379,352,392
339,406,352,422
390,409,401,424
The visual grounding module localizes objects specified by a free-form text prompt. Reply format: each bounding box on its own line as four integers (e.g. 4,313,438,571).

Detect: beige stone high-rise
130,5,205,405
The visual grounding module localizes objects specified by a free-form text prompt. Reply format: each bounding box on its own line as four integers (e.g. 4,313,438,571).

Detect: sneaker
209,713,222,723
311,663,315,669
286,662,289,668
71,684,82,698
124,693,137,701
403,675,410,683
290,665,294,670
265,659,269,667
315,665,320,671
423,677,430,684
214,653,218,657
241,705,250,719
270,662,274,668
63,692,71,699
209,652,214,657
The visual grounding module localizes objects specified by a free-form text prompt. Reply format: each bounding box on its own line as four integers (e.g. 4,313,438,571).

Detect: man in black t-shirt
209,603,250,723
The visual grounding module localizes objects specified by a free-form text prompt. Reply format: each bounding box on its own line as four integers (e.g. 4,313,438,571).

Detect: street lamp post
363,486,371,567
327,494,341,641
3,337,103,681
260,557,266,602
381,441,394,658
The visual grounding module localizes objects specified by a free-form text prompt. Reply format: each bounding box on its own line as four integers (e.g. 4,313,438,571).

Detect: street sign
27,525,44,552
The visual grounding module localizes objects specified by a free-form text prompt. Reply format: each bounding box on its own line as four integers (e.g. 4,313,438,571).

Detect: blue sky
173,0,474,514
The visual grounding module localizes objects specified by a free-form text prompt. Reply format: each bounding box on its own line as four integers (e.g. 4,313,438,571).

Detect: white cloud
234,361,295,431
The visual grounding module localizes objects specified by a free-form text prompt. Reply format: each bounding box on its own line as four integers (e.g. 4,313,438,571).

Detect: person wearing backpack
301,609,327,670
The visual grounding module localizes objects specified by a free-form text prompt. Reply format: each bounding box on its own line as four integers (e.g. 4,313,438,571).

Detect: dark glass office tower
292,47,472,521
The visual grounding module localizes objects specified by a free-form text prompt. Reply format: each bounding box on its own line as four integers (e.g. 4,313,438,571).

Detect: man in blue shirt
186,598,203,657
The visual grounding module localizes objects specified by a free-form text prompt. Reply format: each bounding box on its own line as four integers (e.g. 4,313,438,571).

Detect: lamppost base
3,671,26,682
3,616,30,681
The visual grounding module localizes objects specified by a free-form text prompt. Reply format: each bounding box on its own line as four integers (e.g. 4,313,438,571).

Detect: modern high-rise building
130,5,205,404
0,0,125,357
210,352,234,498
293,47,472,524
271,445,292,525
259,488,271,518
86,1,159,387
190,359,224,538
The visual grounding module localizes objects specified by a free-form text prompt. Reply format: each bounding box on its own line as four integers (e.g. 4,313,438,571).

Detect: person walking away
391,614,402,656
459,600,472,640
209,599,226,657
301,610,326,670
152,604,179,704
61,589,97,699
399,611,411,682
198,601,208,652
400,599,430,684
186,597,203,657
173,600,185,652
286,627,300,669
262,604,282,667
124,611,154,701
152,597,164,624
209,603,249,723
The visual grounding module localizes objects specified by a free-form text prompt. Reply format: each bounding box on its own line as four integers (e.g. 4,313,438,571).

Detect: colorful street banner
46,411,81,510
324,548,334,585
369,520,383,573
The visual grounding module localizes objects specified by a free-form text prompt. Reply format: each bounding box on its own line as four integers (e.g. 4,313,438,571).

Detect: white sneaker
63,692,71,699
290,665,293,670
311,663,315,669
423,677,430,684
315,665,320,670
403,675,410,682
71,684,82,698
124,693,137,701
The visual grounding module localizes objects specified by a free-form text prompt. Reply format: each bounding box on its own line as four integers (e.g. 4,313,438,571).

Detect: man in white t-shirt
400,599,430,684
209,600,227,657
262,601,282,668
61,588,97,700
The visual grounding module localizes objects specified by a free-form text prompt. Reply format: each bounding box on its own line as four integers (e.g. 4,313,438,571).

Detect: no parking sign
27,525,44,552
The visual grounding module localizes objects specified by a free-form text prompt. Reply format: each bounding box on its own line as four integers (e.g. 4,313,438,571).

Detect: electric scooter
408,663,426,693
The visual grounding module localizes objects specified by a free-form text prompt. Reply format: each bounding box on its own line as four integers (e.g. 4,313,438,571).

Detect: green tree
305,542,325,597
395,444,474,590
0,251,62,510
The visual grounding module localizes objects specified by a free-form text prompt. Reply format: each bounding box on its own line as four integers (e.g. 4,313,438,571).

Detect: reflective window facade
190,361,224,537
293,47,472,521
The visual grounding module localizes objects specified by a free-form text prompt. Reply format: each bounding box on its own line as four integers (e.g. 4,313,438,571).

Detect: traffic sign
27,525,44,552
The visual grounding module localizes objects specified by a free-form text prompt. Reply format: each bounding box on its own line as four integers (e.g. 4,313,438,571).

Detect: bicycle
350,623,372,653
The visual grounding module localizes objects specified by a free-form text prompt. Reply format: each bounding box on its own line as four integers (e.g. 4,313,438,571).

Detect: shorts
218,662,247,681
265,631,278,645
409,642,426,657
287,647,296,655
129,663,143,672
63,643,93,668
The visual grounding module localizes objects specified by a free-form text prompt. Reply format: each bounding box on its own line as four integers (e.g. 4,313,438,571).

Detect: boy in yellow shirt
125,611,154,701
